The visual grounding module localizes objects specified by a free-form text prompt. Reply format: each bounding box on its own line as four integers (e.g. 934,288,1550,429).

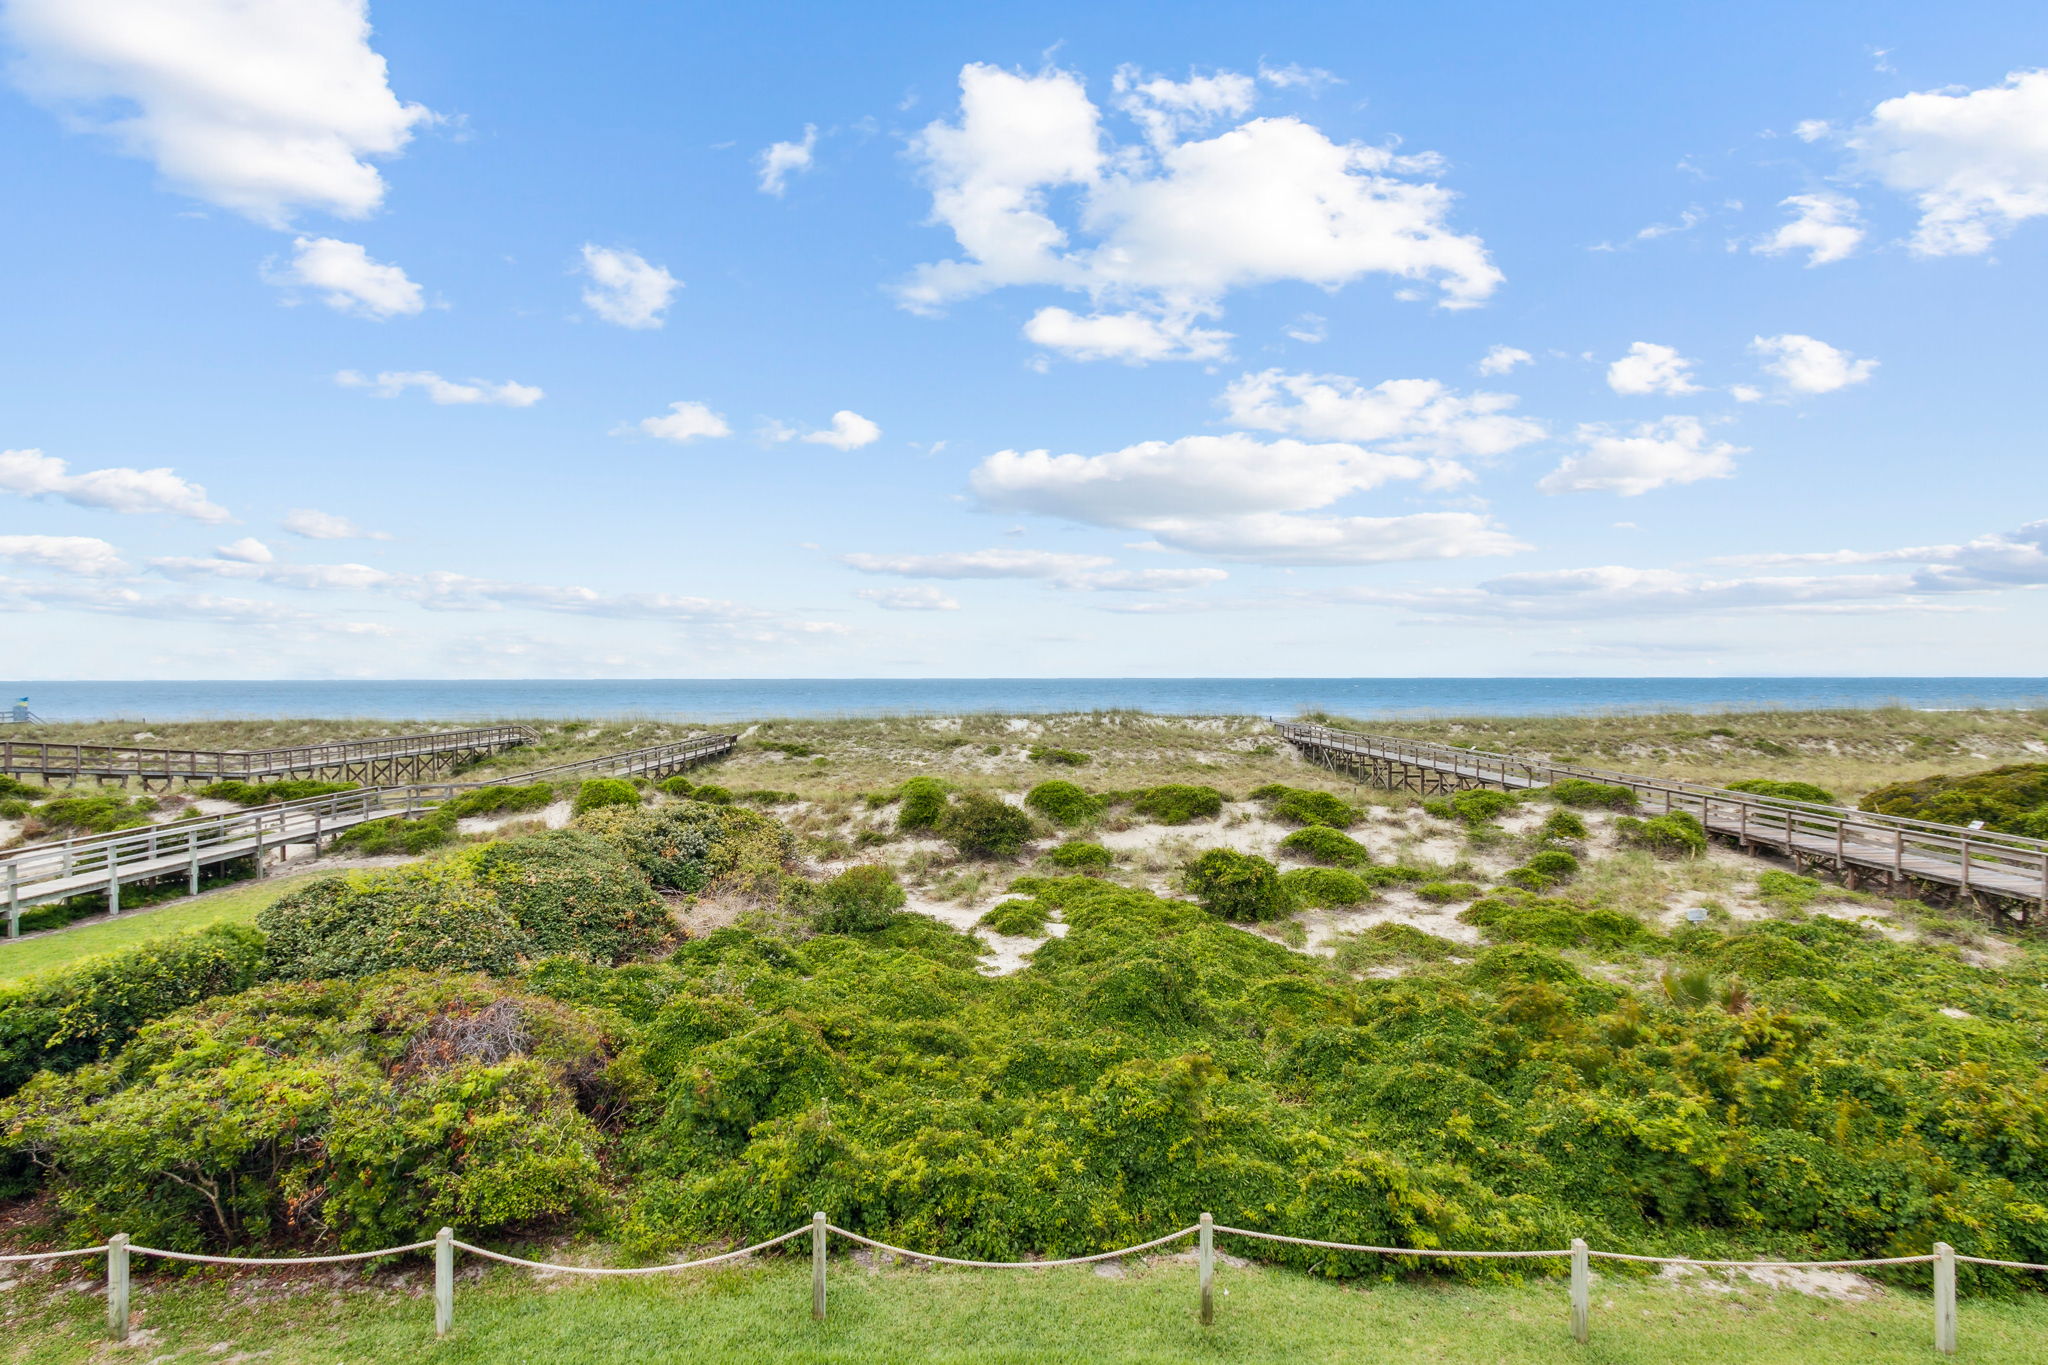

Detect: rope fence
6,1215,2044,1355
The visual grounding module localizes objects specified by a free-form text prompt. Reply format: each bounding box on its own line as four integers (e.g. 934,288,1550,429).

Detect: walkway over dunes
1278,721,2048,922
0,725,538,787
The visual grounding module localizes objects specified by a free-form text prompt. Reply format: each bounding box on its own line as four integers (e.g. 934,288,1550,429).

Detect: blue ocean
4,678,2045,724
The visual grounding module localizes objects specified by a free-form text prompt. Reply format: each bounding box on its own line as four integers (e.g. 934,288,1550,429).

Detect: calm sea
4,678,2045,724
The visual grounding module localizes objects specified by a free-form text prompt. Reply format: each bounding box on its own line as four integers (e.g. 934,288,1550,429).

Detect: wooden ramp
1277,722,2048,921
0,724,539,787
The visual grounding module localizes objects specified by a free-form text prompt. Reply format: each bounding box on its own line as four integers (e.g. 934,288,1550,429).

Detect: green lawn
5,1256,2045,1364
0,873,317,984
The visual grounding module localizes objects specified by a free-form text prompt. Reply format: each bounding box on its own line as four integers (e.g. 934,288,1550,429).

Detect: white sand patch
1658,1262,1882,1302
1939,1006,1973,1019
904,892,1050,975
1297,893,1483,955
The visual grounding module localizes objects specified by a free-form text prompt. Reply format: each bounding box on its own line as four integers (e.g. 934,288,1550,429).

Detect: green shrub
1536,809,1588,843
736,789,798,806
815,865,907,933
1042,840,1114,872
1544,778,1638,810
938,792,1036,860
1028,746,1091,767
0,798,31,819
1504,848,1582,890
1460,894,1649,952
195,778,358,807
1278,867,1371,908
657,774,696,797
1182,848,1293,922
692,784,735,805
0,776,48,800
1267,788,1361,829
1129,784,1225,824
463,830,670,962
1727,778,1838,806
1415,880,1482,903
572,777,643,816
979,898,1051,935
753,740,817,758
1756,870,1825,909
1860,763,2048,835
328,809,458,855
1357,863,1436,888
440,782,556,819
1423,789,1518,825
259,863,525,980
1278,826,1371,867
1025,779,1103,826
1616,810,1707,858
1330,922,1459,972
0,925,268,1097
575,801,795,899
896,776,950,831
30,794,158,835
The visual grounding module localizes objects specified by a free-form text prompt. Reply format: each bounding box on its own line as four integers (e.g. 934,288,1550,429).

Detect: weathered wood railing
1277,722,2048,912
0,724,538,783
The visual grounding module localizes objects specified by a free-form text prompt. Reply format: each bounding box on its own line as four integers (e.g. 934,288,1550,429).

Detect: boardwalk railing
1,734,738,936
6,1217,2038,1355
1278,722,2048,912
0,725,538,783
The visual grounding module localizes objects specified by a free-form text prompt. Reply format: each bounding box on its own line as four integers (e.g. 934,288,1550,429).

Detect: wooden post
5,863,17,939
435,1226,454,1338
1199,1212,1215,1326
188,849,200,897
106,1233,130,1341
812,1212,828,1322
1570,1238,1589,1343
1933,1241,1956,1356
107,864,120,917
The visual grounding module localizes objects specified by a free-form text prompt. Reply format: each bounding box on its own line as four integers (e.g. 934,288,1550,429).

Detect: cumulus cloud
214,536,273,563
899,62,1500,362
1752,192,1865,266
857,585,959,611
0,534,127,576
840,548,1113,579
1477,344,1531,375
622,401,732,444
1,0,431,227
1219,369,1544,471
0,448,231,522
1023,307,1230,363
1539,417,1741,496
773,410,882,450
1845,69,2048,255
757,124,817,195
1751,334,1877,394
1059,566,1229,591
267,236,423,318
578,245,680,329
335,369,542,406
1605,342,1701,396
282,508,388,540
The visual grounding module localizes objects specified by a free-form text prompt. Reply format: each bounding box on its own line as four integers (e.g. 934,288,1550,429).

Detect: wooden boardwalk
2,733,737,936
1278,722,2048,921
0,725,538,787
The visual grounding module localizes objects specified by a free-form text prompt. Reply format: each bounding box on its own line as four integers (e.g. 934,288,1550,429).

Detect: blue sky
2,0,2046,680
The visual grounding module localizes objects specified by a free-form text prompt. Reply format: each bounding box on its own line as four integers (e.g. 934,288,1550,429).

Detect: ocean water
4,678,2045,724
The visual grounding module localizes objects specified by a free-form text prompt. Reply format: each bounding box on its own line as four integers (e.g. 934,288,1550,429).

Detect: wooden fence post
105,1233,129,1342
812,1212,827,1322
435,1227,454,1338
1933,1241,1956,1356
1570,1238,1589,1343
1199,1212,1214,1326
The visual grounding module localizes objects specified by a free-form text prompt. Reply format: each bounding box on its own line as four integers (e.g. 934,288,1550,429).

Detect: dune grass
6,1254,2046,1364
0,873,316,984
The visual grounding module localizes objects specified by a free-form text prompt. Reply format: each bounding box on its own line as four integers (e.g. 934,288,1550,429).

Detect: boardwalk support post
6,863,17,939
1199,1212,1215,1326
106,1233,129,1341
1934,1241,1956,1355
812,1212,828,1321
435,1226,454,1338
106,864,119,917
1570,1237,1589,1343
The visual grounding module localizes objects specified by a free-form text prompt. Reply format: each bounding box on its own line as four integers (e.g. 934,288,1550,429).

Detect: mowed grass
0,873,316,984
5,1256,2046,1364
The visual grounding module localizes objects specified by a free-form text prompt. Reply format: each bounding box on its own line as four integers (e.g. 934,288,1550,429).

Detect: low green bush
1756,870,1826,909
29,794,158,836
1267,788,1361,829
1042,840,1114,872
1616,811,1707,858
1860,762,2048,835
1536,809,1589,843
462,829,670,963
576,801,796,900
1423,789,1518,825
979,898,1051,935
735,789,798,806
1129,784,1225,824
692,785,735,805
938,792,1036,860
1415,880,1482,903
0,776,47,800
1278,826,1371,867
1182,848,1293,922
259,862,526,980
815,865,907,933
572,777,643,815
1727,778,1838,806
753,740,817,757
195,779,358,807
1505,849,1581,889
1330,922,1460,971
1357,863,1437,888
896,776,950,831
327,810,458,855
0,798,31,819
658,775,696,797
1460,894,1649,952
1278,867,1371,907
1025,779,1103,826
440,782,555,819
1544,779,1638,810
1028,746,1091,767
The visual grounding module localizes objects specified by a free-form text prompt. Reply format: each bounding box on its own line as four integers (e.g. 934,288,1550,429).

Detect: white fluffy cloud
1477,344,1531,376
1751,334,1877,394
0,448,231,522
1,0,430,227
1539,417,1741,496
780,410,882,450
1219,370,1543,471
626,401,732,444
1846,69,2048,255
1023,307,1229,363
267,236,423,318
335,370,543,406
857,585,959,611
0,534,127,576
841,548,1113,579
578,245,680,329
1605,342,1700,396
757,124,817,195
1129,511,1523,565
214,536,273,563
282,508,388,540
1752,192,1865,266
900,62,1500,362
